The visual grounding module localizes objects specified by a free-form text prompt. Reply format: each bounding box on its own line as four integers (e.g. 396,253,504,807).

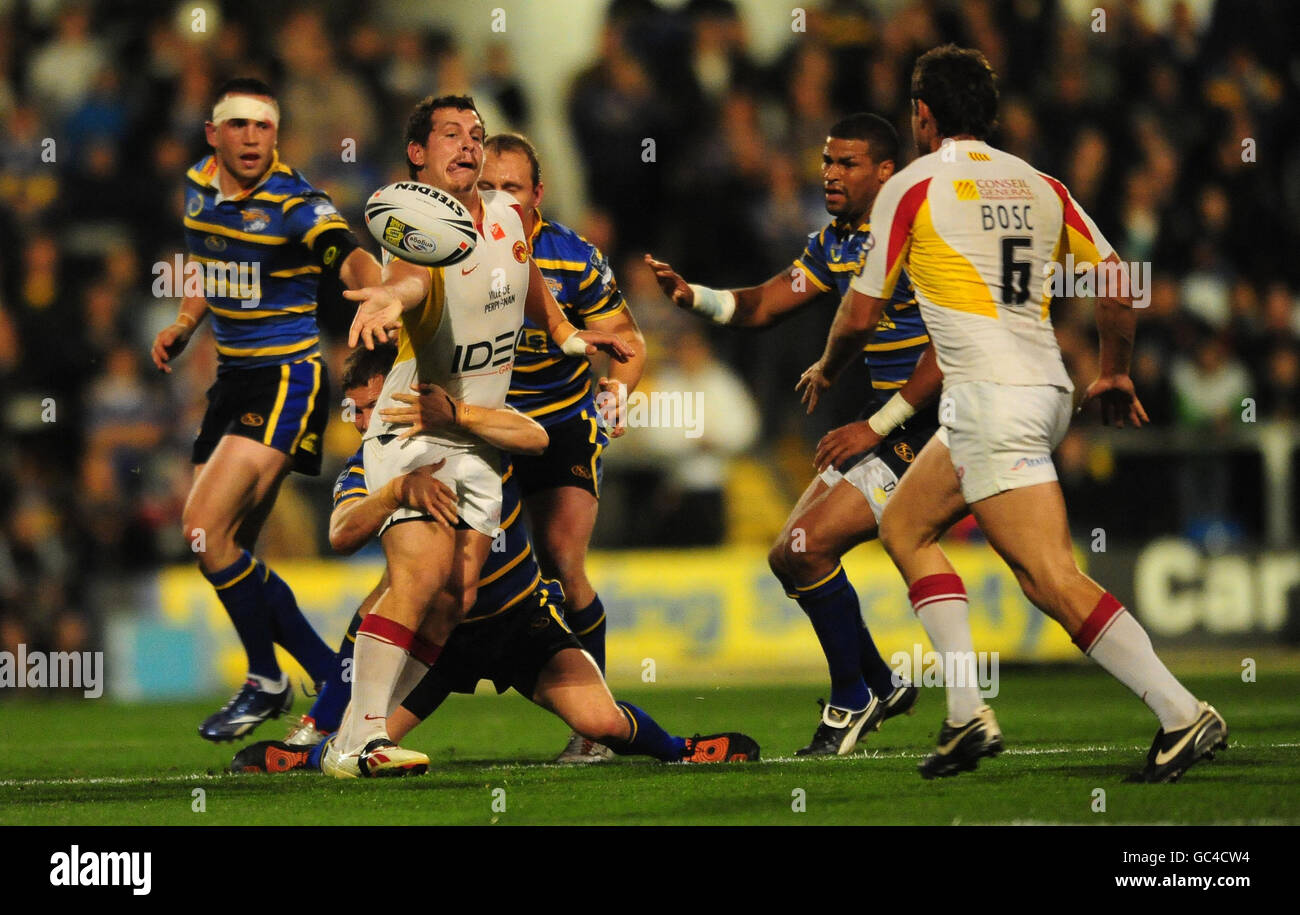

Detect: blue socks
604,702,686,761
858,619,900,698
203,551,280,680
307,610,362,732
202,551,334,686
565,595,607,675
794,565,872,711
260,563,334,683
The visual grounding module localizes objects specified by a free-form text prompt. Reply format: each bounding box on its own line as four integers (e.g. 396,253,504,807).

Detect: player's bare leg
183,436,289,575
533,648,758,763
337,520,453,773
967,480,1222,781
526,485,616,761
528,487,599,611
532,648,628,742
768,475,911,755
877,436,1001,777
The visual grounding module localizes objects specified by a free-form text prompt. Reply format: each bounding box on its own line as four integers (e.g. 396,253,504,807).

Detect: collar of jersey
198,149,286,204
528,206,547,250
832,215,870,236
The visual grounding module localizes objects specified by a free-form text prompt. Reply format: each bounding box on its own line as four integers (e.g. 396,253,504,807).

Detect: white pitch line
2,741,1294,787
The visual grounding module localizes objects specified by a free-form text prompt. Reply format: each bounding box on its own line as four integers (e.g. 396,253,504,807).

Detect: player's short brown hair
341,343,397,391
911,45,999,141
484,133,542,187
404,94,484,179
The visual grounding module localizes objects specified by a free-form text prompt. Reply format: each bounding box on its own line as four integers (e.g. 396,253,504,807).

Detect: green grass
1,666,1297,825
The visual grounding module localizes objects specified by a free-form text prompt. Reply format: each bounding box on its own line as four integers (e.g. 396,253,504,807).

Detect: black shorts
837,400,941,478
191,356,330,476
427,588,582,699
512,408,608,499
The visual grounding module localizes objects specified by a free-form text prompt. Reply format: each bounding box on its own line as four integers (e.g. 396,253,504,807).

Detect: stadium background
0,0,1297,697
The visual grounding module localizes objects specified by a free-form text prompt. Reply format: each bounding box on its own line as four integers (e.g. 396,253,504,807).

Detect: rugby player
231,348,757,775
646,114,943,756
478,133,648,763
150,78,384,742
338,95,632,776
809,45,1226,782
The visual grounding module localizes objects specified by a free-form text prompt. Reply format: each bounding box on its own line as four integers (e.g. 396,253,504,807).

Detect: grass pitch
1,664,1297,826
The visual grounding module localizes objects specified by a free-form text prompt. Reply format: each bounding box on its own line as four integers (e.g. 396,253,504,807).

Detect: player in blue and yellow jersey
477,134,647,763
647,113,944,756
150,78,384,743
231,346,757,775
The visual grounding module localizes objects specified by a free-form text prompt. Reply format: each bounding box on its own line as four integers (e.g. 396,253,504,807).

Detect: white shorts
362,435,503,536
818,453,899,524
942,381,1073,504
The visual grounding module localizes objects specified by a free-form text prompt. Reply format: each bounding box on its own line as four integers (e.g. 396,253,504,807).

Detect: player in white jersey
802,46,1226,783
336,95,632,776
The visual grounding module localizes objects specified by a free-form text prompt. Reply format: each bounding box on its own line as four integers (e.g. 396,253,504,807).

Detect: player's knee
878,514,915,563
767,539,790,578
1014,558,1078,613
572,704,628,743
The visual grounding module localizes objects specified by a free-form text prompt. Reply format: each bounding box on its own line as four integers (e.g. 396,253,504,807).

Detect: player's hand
379,383,458,439
796,361,832,414
815,421,882,472
392,460,458,526
345,286,404,350
1080,374,1149,428
643,253,693,309
596,377,627,437
575,330,634,363
151,322,193,374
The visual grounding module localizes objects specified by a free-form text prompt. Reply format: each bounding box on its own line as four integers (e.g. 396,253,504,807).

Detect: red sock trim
356,615,415,650
1073,592,1125,654
907,574,967,614
410,636,442,667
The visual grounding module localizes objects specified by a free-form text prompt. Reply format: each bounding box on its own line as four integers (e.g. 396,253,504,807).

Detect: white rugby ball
364,181,477,267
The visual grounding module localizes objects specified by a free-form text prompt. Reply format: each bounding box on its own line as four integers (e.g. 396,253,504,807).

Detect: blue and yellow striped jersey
507,213,626,426
331,448,543,623
183,151,351,371
794,217,928,394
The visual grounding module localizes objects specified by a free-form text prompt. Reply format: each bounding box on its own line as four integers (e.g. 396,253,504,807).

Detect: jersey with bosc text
851,139,1114,391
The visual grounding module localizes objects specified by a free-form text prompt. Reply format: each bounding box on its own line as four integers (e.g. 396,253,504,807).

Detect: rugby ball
364,181,477,267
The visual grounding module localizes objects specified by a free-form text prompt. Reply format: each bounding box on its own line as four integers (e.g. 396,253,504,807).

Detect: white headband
211,95,279,128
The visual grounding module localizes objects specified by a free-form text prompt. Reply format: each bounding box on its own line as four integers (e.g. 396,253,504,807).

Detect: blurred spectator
26,4,107,117
1171,333,1252,429
632,326,759,545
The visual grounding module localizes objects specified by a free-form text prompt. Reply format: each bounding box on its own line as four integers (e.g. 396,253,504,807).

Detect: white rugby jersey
850,139,1114,390
365,189,532,447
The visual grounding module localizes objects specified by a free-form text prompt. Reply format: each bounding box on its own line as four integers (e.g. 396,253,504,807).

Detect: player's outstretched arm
344,259,432,350
813,344,943,471
379,383,549,455
151,293,208,374
523,258,633,363
644,254,819,328
1081,254,1149,428
586,306,647,438
338,247,383,291
328,459,458,554
796,289,887,413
